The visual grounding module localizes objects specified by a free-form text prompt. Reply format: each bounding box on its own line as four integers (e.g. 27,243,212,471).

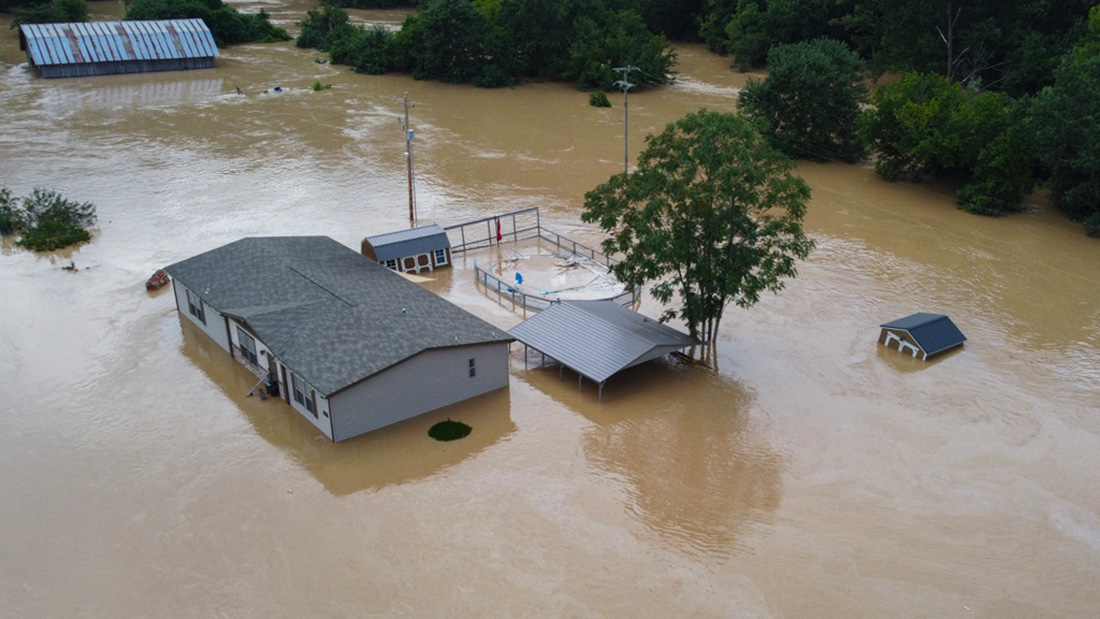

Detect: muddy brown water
2,2,1098,617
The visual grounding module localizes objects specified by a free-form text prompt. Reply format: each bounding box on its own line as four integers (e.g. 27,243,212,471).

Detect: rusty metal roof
20,19,219,67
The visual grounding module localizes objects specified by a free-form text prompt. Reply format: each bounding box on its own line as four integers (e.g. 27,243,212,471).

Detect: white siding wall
280,359,333,440
329,342,510,442
173,281,229,352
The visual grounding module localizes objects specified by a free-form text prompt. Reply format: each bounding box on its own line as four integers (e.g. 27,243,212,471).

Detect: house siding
278,360,333,440
329,342,509,442
173,281,229,352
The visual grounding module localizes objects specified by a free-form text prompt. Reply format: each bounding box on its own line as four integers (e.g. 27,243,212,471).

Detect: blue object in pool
515,272,523,284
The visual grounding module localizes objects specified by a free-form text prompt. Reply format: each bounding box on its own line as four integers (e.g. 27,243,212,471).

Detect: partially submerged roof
509,300,697,384
20,19,219,67
880,312,966,357
165,236,511,396
364,224,450,262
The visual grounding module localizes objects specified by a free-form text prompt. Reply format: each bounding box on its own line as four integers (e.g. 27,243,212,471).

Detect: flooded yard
1,2,1098,617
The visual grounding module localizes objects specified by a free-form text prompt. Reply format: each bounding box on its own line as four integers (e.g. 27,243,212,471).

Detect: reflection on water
520,356,782,558
36,77,226,112
179,317,516,495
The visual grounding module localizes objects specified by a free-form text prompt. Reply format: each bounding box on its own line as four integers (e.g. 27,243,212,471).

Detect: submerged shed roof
20,19,219,67
364,224,450,262
509,300,697,384
165,236,511,396
880,312,966,357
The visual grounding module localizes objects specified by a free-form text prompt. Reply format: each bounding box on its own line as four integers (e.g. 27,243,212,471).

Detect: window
185,289,206,325
384,259,397,270
468,358,476,378
434,248,448,265
293,373,316,417
237,327,258,366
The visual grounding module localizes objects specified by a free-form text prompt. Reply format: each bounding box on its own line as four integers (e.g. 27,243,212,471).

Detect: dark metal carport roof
509,300,697,396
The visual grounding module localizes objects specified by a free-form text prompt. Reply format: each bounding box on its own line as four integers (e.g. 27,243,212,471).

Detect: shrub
312,80,332,91
589,91,611,107
428,419,472,441
0,187,97,252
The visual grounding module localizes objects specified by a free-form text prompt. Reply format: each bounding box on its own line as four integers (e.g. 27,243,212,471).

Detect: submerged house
361,224,452,274
509,300,698,399
19,19,219,79
879,312,966,360
164,236,513,442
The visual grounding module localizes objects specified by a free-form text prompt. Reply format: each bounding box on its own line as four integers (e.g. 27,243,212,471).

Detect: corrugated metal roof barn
19,19,219,79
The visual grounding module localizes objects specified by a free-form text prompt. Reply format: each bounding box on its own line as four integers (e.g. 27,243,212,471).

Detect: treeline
6,0,290,47
296,0,678,90
737,29,1100,234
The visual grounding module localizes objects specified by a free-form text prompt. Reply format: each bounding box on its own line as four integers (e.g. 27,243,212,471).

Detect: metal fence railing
448,207,641,312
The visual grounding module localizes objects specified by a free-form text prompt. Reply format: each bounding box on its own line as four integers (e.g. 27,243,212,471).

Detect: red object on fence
496,218,502,242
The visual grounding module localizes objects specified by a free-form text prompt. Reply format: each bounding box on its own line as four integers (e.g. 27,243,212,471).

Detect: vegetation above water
428,419,472,441
582,109,814,360
123,0,291,46
6,0,290,46
296,0,677,90
0,187,97,252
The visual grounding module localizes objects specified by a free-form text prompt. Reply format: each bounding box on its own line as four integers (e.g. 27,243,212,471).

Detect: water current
1,2,1098,617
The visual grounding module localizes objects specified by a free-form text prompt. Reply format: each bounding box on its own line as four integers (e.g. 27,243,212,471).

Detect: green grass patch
428,419,471,441
589,91,611,107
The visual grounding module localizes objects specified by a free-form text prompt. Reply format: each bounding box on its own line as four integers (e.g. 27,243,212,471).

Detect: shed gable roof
880,312,966,356
509,300,697,384
165,236,511,395
20,19,218,67
364,224,450,262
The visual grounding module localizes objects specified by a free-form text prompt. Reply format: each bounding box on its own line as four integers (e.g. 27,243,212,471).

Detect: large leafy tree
738,38,866,162
1030,52,1100,234
582,109,814,357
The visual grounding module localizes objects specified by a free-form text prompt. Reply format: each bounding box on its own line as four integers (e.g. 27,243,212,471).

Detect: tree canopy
581,109,814,357
1030,53,1100,234
297,0,677,90
124,0,290,47
738,38,866,162
0,187,97,251
9,0,86,27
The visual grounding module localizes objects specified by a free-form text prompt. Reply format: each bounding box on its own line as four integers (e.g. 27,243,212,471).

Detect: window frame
293,373,316,417
468,358,476,378
185,289,206,325
434,248,448,265
237,327,258,366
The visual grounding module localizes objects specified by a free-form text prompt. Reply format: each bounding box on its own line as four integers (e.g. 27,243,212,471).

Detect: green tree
0,187,97,251
124,0,290,46
566,8,676,90
581,109,814,357
739,38,866,162
11,0,87,26
1030,53,1100,234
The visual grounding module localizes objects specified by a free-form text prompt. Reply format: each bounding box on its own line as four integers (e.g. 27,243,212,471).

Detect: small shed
19,19,219,79
362,224,451,274
879,313,966,360
509,300,698,399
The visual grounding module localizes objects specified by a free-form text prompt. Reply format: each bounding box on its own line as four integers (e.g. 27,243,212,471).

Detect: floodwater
2,2,1098,617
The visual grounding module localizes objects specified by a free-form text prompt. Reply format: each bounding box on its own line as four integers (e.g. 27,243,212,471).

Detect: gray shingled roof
165,236,511,395
509,300,698,384
880,312,967,357
365,224,450,262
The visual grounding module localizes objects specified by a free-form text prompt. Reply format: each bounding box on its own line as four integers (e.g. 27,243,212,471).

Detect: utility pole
397,91,417,226
613,65,638,174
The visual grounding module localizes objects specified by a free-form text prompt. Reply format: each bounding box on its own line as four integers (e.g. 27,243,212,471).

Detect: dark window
237,327,258,366
384,259,397,270
293,373,316,417
434,248,448,265
186,289,206,325
468,358,476,378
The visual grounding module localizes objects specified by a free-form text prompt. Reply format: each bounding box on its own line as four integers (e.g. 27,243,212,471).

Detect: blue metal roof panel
20,19,218,67
881,312,966,356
